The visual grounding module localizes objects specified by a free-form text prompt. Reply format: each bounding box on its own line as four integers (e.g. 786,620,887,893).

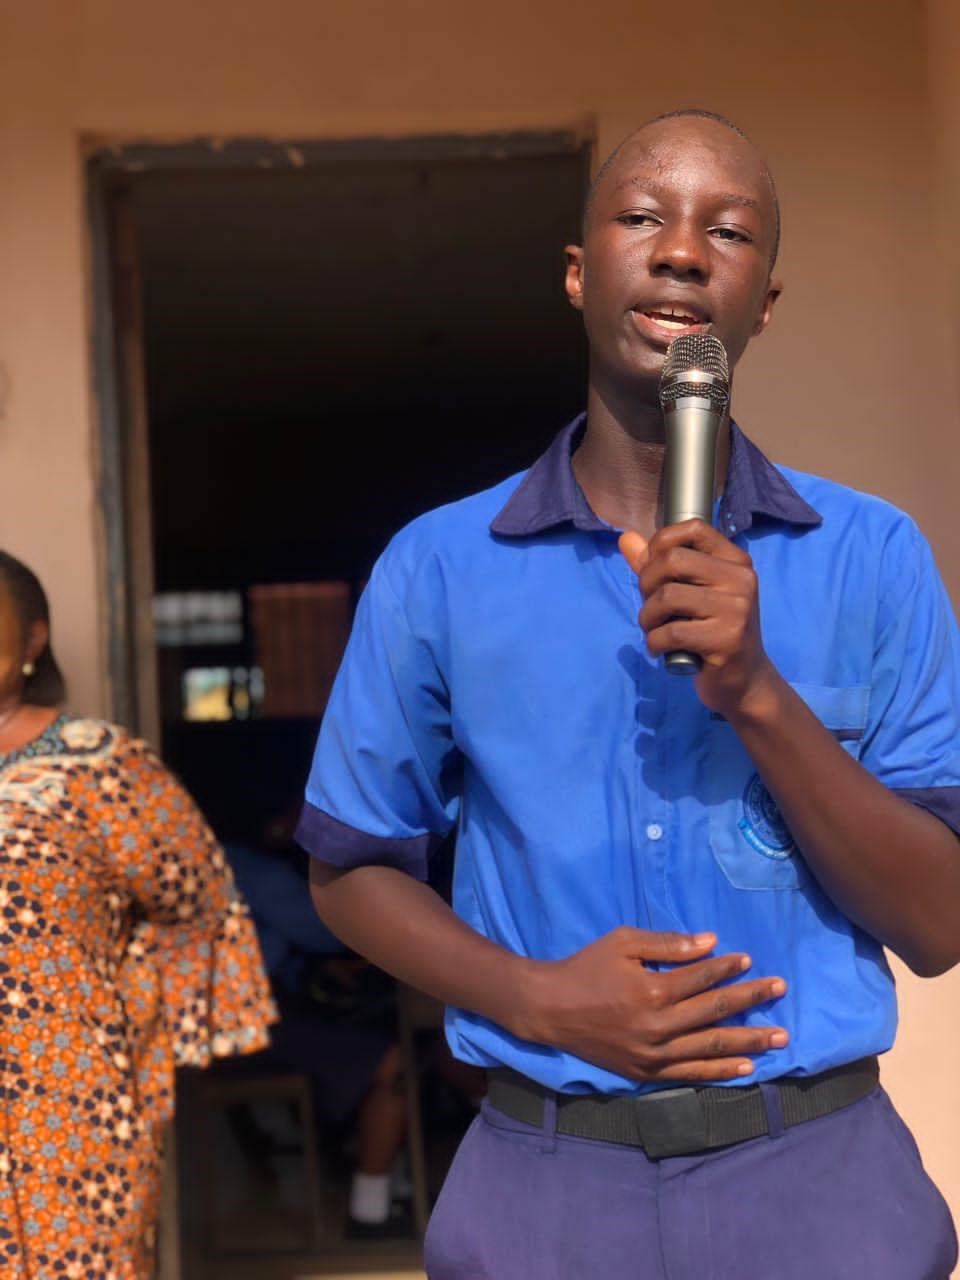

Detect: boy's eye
616,213,660,228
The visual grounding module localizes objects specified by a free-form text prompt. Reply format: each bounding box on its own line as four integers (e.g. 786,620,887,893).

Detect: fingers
633,947,789,1079
639,583,739,633
613,930,768,1000
560,927,790,1086
639,1058,761,1083
646,950,754,1000
670,973,787,1027
645,951,787,1025
618,530,649,575
624,932,788,1021
620,525,755,637
628,1020,789,1082
649,519,749,565
620,522,751,594
620,520,747,572
623,981,789,1084
640,546,753,601
643,617,743,663
641,957,786,1027
613,926,718,964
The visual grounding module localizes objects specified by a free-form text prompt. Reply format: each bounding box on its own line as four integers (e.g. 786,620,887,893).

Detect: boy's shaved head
584,109,781,268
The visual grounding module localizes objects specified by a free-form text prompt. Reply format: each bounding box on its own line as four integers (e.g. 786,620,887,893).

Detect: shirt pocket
707,683,870,891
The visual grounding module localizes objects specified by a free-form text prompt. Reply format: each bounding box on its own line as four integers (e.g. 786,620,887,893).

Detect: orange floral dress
0,716,277,1278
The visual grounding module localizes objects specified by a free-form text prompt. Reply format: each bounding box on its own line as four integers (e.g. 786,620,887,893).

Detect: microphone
658,333,731,676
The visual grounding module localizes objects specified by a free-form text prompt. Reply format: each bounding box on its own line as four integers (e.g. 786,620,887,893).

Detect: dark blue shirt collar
490,413,822,538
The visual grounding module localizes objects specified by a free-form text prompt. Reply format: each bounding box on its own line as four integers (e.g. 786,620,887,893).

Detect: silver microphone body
659,336,731,676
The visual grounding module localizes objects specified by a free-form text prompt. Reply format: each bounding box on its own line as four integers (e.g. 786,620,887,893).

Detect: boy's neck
572,382,731,538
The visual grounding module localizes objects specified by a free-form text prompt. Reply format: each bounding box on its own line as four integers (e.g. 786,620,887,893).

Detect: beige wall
927,0,960,326
1,0,958,1243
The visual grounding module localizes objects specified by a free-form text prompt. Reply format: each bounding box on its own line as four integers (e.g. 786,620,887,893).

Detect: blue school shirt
296,417,960,1095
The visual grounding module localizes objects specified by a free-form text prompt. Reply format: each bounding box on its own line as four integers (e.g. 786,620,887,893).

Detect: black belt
487,1056,879,1160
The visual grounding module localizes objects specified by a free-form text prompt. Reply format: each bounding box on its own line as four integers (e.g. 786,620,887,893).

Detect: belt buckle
635,1087,708,1159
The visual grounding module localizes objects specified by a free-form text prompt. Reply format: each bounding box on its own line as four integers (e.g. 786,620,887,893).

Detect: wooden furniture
396,984,445,1239
195,1072,325,1256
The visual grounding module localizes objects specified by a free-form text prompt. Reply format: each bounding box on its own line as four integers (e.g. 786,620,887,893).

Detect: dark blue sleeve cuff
295,801,437,882
895,786,960,838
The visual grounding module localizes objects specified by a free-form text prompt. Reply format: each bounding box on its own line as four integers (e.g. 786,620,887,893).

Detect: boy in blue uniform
297,110,960,1277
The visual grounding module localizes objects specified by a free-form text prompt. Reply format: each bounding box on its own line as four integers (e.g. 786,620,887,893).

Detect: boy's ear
565,245,585,311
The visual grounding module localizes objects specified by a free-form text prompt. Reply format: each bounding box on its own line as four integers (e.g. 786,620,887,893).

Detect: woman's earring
22,662,34,677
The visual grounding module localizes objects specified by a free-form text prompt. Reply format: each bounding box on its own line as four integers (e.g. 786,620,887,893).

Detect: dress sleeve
97,736,278,1068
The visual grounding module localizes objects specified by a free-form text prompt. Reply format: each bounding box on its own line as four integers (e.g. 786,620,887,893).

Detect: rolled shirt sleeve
296,548,461,881
861,517,960,835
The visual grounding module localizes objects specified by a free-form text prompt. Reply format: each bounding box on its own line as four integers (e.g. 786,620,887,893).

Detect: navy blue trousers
425,1085,957,1279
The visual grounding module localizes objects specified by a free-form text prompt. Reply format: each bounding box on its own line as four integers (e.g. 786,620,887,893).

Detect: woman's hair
0,552,67,707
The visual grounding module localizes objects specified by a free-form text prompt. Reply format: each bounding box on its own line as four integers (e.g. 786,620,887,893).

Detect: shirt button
646,823,663,841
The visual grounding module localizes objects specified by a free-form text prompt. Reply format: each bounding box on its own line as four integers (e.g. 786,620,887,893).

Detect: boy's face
566,117,781,399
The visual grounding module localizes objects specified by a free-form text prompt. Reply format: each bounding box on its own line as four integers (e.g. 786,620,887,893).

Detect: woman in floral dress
0,551,276,1278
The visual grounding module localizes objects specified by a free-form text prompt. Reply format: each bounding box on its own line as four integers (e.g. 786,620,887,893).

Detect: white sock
349,1172,391,1224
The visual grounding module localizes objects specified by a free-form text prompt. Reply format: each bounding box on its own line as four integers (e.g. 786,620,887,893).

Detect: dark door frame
86,128,593,738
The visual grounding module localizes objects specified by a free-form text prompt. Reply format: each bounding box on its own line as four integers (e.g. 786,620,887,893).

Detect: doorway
89,131,590,1277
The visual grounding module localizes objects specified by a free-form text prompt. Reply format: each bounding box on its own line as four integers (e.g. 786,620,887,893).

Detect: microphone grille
659,333,730,410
